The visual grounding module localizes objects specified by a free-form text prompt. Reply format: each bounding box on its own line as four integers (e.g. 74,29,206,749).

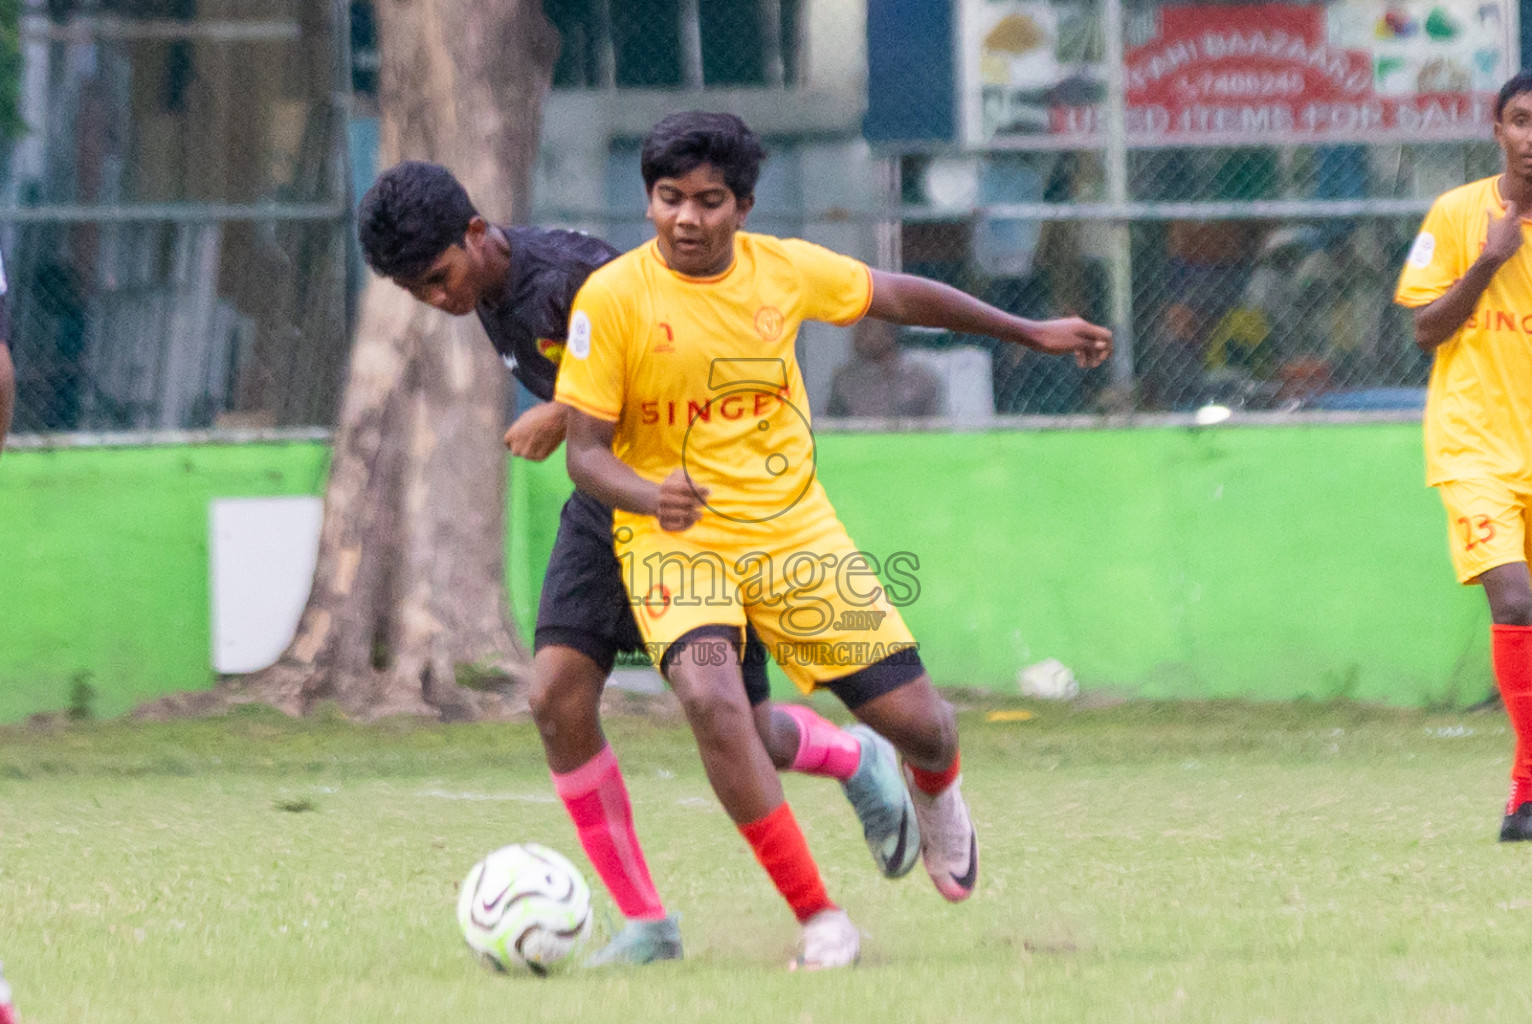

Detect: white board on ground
209,496,322,674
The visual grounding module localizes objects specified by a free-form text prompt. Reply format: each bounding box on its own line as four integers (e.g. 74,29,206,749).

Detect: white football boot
790,908,860,971
905,768,978,902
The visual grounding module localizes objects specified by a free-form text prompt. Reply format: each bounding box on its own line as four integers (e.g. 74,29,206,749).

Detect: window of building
350,0,379,106
543,0,800,90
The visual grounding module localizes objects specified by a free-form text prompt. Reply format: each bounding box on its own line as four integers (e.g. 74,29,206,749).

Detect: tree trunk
239,0,559,720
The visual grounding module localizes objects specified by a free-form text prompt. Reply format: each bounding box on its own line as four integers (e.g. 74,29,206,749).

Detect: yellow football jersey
555,232,872,528
1397,175,1532,485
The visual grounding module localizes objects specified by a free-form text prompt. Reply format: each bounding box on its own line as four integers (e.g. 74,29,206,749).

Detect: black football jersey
475,226,619,401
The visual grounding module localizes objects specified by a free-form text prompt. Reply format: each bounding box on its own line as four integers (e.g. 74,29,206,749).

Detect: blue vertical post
864,0,955,144
1522,0,1531,67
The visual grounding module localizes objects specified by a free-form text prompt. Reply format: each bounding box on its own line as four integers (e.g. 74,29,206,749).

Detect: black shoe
1500,802,1532,842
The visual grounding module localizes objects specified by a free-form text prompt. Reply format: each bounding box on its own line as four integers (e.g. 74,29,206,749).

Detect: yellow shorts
614,503,919,694
1435,477,1532,583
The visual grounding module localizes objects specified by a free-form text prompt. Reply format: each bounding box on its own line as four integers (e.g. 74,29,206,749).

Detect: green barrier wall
0,425,1493,723
509,424,1491,708
0,444,332,722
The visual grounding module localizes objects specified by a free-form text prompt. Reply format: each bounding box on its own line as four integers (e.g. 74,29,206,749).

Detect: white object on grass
1018,658,1079,700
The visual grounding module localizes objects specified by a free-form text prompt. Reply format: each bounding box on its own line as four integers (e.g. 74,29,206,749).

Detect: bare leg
667,648,784,824
528,645,610,774
754,702,804,770
535,644,805,774
848,673,959,773
665,636,842,941
1481,562,1532,625
534,643,676,947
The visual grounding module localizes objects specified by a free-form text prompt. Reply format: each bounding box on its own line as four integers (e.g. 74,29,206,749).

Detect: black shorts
662,625,924,711
532,490,773,705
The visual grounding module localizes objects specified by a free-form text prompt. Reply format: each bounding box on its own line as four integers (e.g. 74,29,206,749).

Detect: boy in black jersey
358,162,916,966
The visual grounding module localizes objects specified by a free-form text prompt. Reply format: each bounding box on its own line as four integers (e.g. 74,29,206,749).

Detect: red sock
551,746,666,921
738,803,834,923
909,751,961,796
1493,625,1532,813
780,705,862,781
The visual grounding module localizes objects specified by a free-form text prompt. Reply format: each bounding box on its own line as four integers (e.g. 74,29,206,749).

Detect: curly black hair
640,111,767,201
356,161,478,280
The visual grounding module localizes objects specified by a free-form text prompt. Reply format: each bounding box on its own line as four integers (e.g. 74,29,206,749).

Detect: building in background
8,0,1531,434
5,0,351,434
529,0,885,416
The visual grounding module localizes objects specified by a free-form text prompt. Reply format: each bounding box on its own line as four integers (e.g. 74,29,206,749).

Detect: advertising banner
962,0,1518,146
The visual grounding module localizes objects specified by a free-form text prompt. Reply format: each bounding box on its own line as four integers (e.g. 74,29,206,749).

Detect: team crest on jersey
536,338,565,364
569,311,592,359
1408,231,1435,269
755,306,784,341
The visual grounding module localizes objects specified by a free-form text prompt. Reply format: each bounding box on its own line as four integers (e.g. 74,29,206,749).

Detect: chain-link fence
530,1,1519,420
535,0,1514,422
7,0,352,436
8,0,1518,435
857,0,1515,418
892,142,1498,415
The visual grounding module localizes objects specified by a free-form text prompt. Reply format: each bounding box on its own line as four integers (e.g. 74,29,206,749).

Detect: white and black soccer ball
456,843,593,975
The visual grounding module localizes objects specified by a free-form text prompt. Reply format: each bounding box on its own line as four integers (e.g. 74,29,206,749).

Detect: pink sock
551,746,666,921
779,704,862,782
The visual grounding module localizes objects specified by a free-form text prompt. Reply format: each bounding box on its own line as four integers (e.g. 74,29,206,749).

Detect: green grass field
4,696,1532,1024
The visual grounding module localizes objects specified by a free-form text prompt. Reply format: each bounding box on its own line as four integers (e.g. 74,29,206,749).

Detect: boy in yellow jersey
555,111,1112,967
1396,71,1532,841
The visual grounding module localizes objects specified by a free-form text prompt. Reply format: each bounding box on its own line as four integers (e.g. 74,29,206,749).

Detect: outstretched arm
1412,202,1522,353
563,406,708,532
866,269,1112,368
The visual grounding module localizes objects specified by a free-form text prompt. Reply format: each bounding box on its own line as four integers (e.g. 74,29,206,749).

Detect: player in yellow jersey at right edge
555,111,1111,968
1396,71,1532,842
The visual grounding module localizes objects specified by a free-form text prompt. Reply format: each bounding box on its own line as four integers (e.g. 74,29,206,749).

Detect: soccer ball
456,843,593,975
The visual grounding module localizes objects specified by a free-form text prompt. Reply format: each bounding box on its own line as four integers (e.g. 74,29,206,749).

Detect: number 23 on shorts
1457,513,1497,551
1435,477,1532,583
